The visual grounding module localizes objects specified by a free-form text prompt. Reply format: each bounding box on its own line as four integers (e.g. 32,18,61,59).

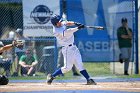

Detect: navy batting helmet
51,15,62,26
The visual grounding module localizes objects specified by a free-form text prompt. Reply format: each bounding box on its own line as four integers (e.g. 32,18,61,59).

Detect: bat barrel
86,26,104,30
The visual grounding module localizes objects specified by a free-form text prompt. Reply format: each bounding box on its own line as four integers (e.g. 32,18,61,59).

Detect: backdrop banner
67,0,134,62
22,0,60,37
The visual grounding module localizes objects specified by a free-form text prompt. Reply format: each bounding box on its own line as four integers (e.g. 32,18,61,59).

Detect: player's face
122,21,127,27
26,50,32,57
56,22,62,27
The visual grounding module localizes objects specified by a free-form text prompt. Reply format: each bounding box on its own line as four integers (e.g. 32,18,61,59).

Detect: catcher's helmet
51,15,62,26
0,75,9,85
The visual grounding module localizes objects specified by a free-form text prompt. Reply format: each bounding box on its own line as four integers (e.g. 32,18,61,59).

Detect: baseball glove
0,75,9,85
12,40,24,49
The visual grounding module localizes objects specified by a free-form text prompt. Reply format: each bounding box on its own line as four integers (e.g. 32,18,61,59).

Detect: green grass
116,74,140,78
83,62,111,76
8,62,140,80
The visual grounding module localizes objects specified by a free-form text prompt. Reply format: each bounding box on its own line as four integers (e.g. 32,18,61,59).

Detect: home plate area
0,82,140,92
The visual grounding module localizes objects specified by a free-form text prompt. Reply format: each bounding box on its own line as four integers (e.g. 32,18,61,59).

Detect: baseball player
47,15,96,85
0,40,24,85
117,18,132,75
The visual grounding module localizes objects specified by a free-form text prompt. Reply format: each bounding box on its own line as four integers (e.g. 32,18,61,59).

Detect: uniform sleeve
117,27,124,38
19,55,26,62
33,55,38,61
64,27,79,36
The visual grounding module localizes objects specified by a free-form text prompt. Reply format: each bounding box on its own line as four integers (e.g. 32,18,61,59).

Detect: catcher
0,40,24,85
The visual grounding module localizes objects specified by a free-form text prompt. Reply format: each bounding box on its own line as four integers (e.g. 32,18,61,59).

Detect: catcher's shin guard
87,79,97,85
47,74,54,85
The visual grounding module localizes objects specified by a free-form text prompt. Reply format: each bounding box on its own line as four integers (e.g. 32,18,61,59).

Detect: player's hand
12,40,24,49
74,22,82,26
78,24,85,30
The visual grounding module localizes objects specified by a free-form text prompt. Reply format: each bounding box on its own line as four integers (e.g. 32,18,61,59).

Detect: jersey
19,55,37,65
53,22,78,46
53,21,85,73
117,26,132,48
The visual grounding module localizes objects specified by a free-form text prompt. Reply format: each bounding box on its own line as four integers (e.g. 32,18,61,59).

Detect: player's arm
66,21,83,26
66,21,75,26
117,28,131,39
31,55,38,67
126,28,132,39
64,24,85,35
19,61,31,68
121,29,132,39
123,25,132,39
0,44,13,53
31,61,38,67
19,56,30,67
0,40,24,53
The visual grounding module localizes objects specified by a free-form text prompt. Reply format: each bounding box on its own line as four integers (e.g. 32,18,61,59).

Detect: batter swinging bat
86,26,104,30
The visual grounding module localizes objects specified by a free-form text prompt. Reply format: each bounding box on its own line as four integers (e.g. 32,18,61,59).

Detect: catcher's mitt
12,40,24,49
0,75,9,85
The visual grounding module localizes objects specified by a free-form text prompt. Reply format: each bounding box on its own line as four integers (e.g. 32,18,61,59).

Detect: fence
0,0,138,77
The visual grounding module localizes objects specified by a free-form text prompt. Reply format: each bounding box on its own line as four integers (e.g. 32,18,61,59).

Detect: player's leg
57,47,64,68
47,47,74,84
2,60,11,77
47,62,73,85
122,48,131,75
74,47,96,85
72,65,80,76
51,49,74,77
21,67,28,76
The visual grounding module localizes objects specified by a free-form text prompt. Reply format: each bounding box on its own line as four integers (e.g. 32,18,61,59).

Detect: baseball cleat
47,74,54,85
124,71,129,75
87,79,97,85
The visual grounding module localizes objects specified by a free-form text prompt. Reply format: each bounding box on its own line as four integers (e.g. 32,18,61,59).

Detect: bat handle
97,26,104,30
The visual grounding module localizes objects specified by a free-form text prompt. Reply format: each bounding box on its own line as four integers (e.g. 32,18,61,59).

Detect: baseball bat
86,26,105,30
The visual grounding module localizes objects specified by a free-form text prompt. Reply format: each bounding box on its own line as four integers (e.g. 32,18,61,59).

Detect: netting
0,0,138,78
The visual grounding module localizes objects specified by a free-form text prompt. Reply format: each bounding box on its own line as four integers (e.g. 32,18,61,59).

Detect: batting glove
74,22,82,26
78,24,85,30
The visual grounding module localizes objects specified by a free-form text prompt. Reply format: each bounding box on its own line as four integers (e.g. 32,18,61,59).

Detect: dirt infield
0,82,140,92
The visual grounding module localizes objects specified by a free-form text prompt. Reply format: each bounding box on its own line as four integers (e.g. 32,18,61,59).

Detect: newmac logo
30,5,53,24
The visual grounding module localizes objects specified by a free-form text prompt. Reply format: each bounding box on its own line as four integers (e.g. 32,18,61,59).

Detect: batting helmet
0,75,9,85
51,15,62,26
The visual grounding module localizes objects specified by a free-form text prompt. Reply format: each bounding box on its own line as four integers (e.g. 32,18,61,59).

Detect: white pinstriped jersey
53,22,78,46
53,21,85,73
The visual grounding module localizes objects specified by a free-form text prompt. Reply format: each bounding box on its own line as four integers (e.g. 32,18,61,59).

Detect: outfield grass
8,62,140,80
83,62,111,76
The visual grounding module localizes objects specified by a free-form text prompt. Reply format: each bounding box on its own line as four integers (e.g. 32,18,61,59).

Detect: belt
68,44,72,46
62,44,74,47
